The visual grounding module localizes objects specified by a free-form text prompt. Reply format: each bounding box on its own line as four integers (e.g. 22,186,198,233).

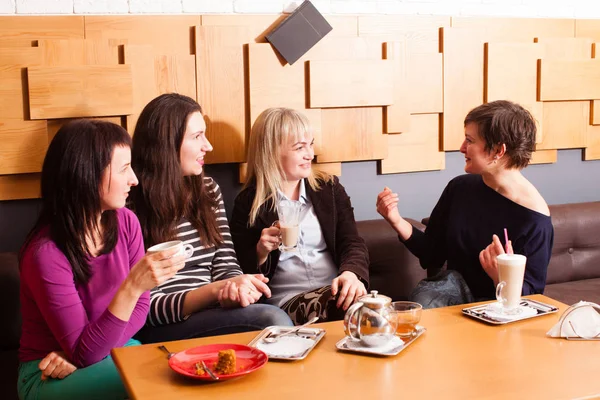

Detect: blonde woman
230,108,369,325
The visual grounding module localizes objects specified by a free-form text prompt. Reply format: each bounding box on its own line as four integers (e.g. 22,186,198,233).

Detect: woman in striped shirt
128,94,292,343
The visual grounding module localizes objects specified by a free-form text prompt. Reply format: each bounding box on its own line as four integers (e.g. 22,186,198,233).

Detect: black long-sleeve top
403,174,554,300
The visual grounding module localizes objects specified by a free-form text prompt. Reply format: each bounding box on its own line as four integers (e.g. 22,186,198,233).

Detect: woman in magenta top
18,120,184,400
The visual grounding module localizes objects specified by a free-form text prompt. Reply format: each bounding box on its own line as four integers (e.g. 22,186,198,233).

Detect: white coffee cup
147,240,194,260
495,254,527,314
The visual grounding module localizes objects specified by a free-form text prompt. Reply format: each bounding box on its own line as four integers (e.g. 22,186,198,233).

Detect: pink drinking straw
503,228,512,254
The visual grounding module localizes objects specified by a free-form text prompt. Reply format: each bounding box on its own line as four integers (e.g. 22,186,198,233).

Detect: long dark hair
20,119,132,284
129,93,222,248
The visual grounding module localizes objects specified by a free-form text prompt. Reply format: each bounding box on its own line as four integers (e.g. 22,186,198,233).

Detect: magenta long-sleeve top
18,208,148,368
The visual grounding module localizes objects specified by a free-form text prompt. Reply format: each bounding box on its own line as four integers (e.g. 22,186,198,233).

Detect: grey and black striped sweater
147,177,242,326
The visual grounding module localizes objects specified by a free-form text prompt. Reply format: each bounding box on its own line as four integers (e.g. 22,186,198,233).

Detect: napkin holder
547,301,600,340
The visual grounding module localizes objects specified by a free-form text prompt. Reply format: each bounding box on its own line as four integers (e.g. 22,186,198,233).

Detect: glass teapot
343,290,397,347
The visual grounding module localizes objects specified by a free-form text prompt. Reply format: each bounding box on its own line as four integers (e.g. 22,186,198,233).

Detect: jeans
136,303,293,343
17,339,140,400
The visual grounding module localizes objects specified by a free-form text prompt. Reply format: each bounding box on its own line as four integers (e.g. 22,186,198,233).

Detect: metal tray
335,326,426,357
462,299,559,325
247,326,326,361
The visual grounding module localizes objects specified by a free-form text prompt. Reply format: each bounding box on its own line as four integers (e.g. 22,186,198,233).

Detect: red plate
168,343,268,381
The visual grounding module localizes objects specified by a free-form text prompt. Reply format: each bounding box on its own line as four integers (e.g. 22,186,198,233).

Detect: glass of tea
390,301,422,338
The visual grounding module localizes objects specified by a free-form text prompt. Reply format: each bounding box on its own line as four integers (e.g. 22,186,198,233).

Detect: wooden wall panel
538,101,588,150
247,44,323,154
196,26,248,164
408,52,443,114
485,43,543,142
317,107,387,163
539,59,600,101
238,160,342,184
47,117,123,143
584,123,600,160
248,44,305,123
313,162,342,177
384,41,410,134
359,15,450,54
576,19,600,41
0,173,41,200
0,16,84,41
303,36,382,61
452,17,574,41
380,114,445,174
530,150,558,164
28,65,133,119
442,27,484,150
155,55,197,100
202,15,357,41
0,120,48,174
535,37,593,59
308,60,394,108
593,43,600,126
124,45,157,134
38,39,120,66
0,48,42,119
85,16,200,56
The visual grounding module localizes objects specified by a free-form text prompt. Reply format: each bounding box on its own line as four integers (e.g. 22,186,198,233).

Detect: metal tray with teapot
336,291,426,356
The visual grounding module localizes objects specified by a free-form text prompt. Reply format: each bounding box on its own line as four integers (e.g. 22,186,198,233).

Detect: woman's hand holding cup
128,246,186,294
256,224,281,265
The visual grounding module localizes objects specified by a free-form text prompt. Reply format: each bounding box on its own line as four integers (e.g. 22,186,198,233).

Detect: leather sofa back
357,218,426,301
545,201,600,284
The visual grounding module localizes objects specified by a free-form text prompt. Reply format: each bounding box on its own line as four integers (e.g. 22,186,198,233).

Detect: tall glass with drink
495,253,527,314
276,199,302,251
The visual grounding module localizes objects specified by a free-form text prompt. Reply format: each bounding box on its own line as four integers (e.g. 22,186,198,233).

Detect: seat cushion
0,349,19,400
544,278,600,306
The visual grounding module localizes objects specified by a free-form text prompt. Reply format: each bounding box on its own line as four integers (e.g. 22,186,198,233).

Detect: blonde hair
245,107,333,226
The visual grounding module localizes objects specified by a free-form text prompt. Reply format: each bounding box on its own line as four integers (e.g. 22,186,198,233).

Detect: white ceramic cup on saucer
495,253,527,314
147,240,194,260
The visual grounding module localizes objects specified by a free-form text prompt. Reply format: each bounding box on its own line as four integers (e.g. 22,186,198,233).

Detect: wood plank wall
1,15,600,199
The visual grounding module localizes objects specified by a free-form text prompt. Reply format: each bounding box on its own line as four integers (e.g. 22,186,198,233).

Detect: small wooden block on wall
379,113,445,174
592,100,600,125
0,120,48,175
539,59,600,101
0,16,84,41
384,41,410,134
538,101,588,150
28,65,133,119
0,173,41,200
308,60,394,108
530,150,557,165
317,107,387,163
313,162,342,177
584,121,600,160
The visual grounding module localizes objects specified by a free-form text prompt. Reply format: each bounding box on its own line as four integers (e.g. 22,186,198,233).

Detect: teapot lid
359,290,391,308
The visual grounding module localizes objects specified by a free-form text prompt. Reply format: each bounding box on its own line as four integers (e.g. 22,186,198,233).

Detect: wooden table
112,295,600,399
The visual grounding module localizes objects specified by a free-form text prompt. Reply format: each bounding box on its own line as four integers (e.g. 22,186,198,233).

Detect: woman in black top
377,100,553,303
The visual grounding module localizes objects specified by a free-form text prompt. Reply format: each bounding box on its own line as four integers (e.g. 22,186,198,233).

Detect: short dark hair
464,100,536,169
22,119,132,283
130,93,222,249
